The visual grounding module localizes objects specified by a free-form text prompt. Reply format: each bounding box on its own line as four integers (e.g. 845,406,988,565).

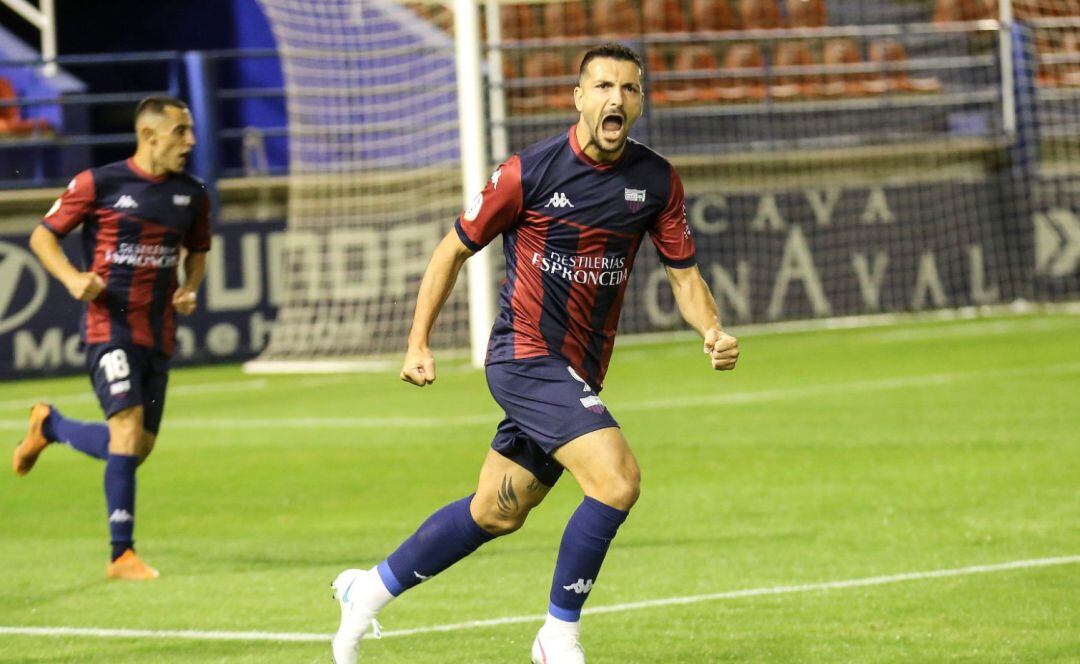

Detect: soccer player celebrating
11,96,211,580
331,44,738,663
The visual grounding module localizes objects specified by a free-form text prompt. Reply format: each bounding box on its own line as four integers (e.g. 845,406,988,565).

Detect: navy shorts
486,356,619,487
86,343,170,434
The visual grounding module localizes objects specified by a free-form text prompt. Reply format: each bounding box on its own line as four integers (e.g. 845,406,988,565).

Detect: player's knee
136,434,156,462
470,500,530,536
593,468,641,511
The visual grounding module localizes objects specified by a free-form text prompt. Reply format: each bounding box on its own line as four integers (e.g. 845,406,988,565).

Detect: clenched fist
65,272,105,302
172,287,197,315
703,328,739,371
400,345,436,386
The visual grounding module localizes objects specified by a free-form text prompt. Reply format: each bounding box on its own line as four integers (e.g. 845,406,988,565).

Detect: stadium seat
501,3,537,41
821,38,874,96
718,43,766,102
407,3,454,33
542,2,587,38
867,40,943,93
0,77,50,136
770,40,819,99
593,0,643,37
932,0,993,22
516,51,574,112
1034,25,1080,87
642,0,689,34
691,0,737,32
647,50,675,105
738,0,781,29
785,0,827,28
668,45,723,103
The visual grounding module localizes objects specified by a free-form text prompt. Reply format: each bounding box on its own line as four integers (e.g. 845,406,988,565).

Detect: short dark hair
578,43,644,80
134,96,189,124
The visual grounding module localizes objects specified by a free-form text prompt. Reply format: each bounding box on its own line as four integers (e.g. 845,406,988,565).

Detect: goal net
247,0,469,371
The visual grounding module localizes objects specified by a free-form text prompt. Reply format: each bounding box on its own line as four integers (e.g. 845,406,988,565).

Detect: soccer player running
11,97,211,580
332,44,738,664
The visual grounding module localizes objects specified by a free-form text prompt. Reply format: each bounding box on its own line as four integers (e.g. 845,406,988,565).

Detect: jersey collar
126,158,168,183
568,125,627,171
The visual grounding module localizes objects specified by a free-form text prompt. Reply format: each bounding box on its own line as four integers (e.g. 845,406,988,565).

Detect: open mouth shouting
599,112,625,146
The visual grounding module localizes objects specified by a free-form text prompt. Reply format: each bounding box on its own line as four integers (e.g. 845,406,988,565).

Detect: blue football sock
378,494,495,596
105,454,139,561
45,407,109,460
548,497,629,622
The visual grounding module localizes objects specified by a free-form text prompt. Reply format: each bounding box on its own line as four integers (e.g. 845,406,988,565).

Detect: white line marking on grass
0,379,270,412
4,361,1075,431
0,555,1076,643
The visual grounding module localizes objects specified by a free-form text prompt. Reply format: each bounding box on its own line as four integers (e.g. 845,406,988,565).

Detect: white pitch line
2,361,1076,431
0,379,270,412
0,555,1076,644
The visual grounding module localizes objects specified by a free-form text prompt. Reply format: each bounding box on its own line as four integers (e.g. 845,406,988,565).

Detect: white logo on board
0,241,49,335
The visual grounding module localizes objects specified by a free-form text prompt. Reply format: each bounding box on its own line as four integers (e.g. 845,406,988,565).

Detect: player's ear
573,86,583,112
138,124,156,145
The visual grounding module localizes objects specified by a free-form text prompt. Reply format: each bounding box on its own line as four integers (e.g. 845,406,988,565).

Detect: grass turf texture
1,312,1077,662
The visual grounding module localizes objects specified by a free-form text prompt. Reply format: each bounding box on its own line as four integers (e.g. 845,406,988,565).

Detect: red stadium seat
542,2,587,38
770,40,819,99
668,45,723,103
867,40,943,93
785,0,827,28
821,38,874,97
501,3,537,40
0,77,50,135
516,52,574,112
643,0,689,34
593,0,643,37
1054,30,1080,86
1041,29,1080,86
738,0,781,30
647,51,675,105
932,0,992,22
718,43,766,102
691,0,737,32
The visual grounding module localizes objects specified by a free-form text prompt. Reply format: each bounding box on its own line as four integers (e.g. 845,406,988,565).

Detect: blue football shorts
485,356,620,487
86,343,170,434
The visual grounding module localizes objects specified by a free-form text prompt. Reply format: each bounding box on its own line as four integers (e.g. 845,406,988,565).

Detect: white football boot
331,568,383,664
531,625,585,664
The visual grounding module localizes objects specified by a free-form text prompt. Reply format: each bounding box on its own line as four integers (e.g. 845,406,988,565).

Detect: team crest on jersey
624,188,646,212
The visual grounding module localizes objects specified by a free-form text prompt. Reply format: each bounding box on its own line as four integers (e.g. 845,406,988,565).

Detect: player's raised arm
400,232,474,386
665,265,739,371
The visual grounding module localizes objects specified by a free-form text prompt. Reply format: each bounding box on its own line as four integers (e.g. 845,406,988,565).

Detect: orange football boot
106,549,160,580
12,402,51,476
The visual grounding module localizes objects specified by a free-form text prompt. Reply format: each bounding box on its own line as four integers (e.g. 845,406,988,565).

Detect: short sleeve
42,170,96,238
649,166,696,269
183,189,212,252
454,154,523,252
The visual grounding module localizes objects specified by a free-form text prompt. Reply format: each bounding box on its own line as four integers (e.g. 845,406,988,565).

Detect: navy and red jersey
41,158,212,356
455,126,695,389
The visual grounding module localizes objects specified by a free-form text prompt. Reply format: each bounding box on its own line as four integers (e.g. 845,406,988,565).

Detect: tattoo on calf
497,475,519,516
526,478,543,493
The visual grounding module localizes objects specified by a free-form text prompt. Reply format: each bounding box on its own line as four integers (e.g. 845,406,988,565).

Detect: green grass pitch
1,312,1078,662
